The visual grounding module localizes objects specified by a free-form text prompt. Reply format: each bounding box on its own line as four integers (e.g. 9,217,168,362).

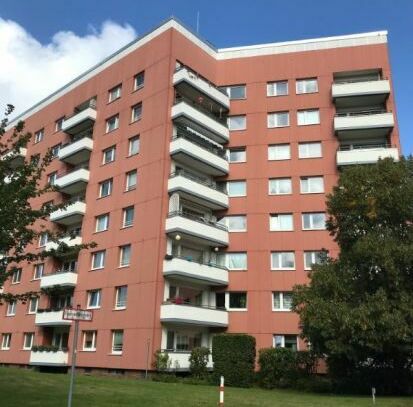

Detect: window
51,144,61,158
28,297,38,314
297,109,320,126
31,154,40,167
304,251,325,270
55,117,64,132
271,252,295,270
87,289,101,309
125,170,137,191
91,250,106,270
269,178,292,195
273,334,298,350
131,102,142,122
268,144,291,160
102,146,116,164
270,214,294,231
296,78,318,94
23,333,34,350
229,292,247,310
220,216,247,232
128,136,140,156
225,253,247,270
34,129,44,144
108,84,121,102
99,179,113,198
298,142,322,158
115,286,128,309
119,245,131,267
267,81,288,96
223,85,246,100
6,301,16,316
302,213,326,230
83,331,97,351
38,232,48,247
11,268,22,284
134,71,145,90
111,330,124,354
95,213,109,232
1,334,11,350
227,180,246,197
300,176,324,194
106,114,119,133
267,112,289,128
33,264,44,280
47,172,57,186
273,292,293,311
228,148,246,163
122,206,134,228
228,115,246,131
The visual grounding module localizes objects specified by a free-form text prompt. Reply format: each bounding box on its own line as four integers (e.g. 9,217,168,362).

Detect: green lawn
0,367,412,406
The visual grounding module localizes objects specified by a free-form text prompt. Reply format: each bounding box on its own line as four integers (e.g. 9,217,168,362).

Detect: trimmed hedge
189,347,210,378
212,334,256,388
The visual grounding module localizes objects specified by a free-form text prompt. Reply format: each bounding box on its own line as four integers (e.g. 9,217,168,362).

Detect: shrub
189,347,210,379
212,334,256,388
153,350,171,372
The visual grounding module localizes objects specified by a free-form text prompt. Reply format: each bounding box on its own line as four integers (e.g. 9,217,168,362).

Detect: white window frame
55,117,64,132
298,142,322,159
297,109,320,126
296,78,318,94
6,301,16,316
125,170,137,191
119,245,131,267
225,253,247,271
106,115,119,133
102,146,116,164
267,80,288,97
131,103,142,122
83,330,97,351
267,112,290,128
224,85,246,100
95,213,109,232
91,250,106,270
227,292,248,311
99,179,113,198
28,297,38,314
115,286,128,309
34,129,44,144
33,263,44,280
134,71,145,90
128,136,140,156
11,268,22,284
220,216,247,232
38,232,49,247
122,206,134,228
273,334,299,350
300,176,324,194
111,330,124,355
227,180,247,197
268,178,292,195
272,292,293,311
23,333,34,350
108,84,121,102
271,252,296,270
269,214,294,231
1,333,11,350
228,115,246,131
268,144,291,161
302,213,326,230
228,148,246,163
304,251,325,270
87,289,102,309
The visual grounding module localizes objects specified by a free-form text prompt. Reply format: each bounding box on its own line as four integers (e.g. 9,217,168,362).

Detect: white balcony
337,146,399,166
35,310,71,326
166,213,228,247
58,137,93,165
45,235,82,251
163,257,228,286
55,168,89,195
334,111,394,139
333,79,390,100
173,67,230,110
30,350,68,366
1,148,27,168
164,351,213,371
171,101,229,144
50,201,86,226
62,107,96,136
168,174,228,210
170,136,228,176
160,303,228,327
40,272,78,289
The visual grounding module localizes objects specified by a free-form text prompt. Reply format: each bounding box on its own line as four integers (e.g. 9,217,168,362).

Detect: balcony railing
162,300,225,311
175,65,227,95
167,211,228,232
170,170,227,193
335,109,389,118
338,143,393,151
167,254,227,271
173,126,226,158
333,76,385,85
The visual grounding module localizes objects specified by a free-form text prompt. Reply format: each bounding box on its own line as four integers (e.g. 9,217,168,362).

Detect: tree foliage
292,157,413,395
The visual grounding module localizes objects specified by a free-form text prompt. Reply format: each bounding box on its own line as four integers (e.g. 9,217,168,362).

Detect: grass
0,367,412,406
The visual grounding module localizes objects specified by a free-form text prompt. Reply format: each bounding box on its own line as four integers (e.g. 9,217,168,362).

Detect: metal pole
219,375,224,406
145,338,150,379
68,318,79,407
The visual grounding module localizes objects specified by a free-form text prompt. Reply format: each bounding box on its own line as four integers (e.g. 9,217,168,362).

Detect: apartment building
0,18,400,373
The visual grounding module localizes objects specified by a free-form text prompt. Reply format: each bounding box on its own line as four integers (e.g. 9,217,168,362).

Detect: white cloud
0,18,137,118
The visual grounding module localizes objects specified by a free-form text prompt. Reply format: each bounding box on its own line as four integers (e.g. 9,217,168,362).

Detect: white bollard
372,387,376,404
219,375,224,406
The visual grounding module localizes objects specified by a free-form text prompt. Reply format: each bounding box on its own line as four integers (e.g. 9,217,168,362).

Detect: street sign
63,307,93,321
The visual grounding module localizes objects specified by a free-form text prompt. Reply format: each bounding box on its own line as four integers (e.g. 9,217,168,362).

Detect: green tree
292,157,413,395
0,105,94,303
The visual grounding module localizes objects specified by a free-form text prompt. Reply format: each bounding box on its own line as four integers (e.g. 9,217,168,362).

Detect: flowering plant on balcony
31,345,68,352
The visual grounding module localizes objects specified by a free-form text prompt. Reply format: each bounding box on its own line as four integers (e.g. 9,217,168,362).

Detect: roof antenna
196,11,200,34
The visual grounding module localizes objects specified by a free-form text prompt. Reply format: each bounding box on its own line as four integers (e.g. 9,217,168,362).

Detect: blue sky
1,0,412,154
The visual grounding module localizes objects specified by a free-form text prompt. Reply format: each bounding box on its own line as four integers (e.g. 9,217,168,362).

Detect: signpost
63,306,93,407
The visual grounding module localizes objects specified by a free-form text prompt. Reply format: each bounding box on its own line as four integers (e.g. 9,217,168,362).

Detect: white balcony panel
30,350,68,366
165,215,228,247
160,303,228,327
35,310,71,326
62,107,96,135
337,147,399,166
50,201,86,225
40,272,78,289
170,138,228,176
58,138,93,165
168,176,228,210
163,258,228,286
171,102,229,144
1,148,27,168
165,352,213,371
45,236,82,251
334,112,394,133
55,169,89,195
173,68,230,109
332,80,390,99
